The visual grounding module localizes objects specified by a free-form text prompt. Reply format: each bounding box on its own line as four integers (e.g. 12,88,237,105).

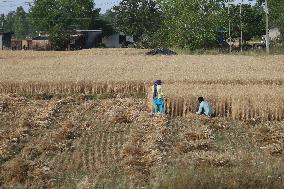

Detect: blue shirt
197,101,213,117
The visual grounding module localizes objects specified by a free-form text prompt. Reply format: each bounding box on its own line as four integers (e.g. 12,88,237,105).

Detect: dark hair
154,80,162,85
198,97,204,102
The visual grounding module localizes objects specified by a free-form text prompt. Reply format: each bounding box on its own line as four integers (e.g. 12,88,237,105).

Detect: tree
29,0,97,50
14,6,30,39
101,9,116,24
0,14,5,31
29,0,95,31
49,24,70,50
113,0,164,47
0,7,33,39
257,0,284,44
99,9,116,36
227,4,265,42
89,9,116,37
158,0,226,50
3,12,16,33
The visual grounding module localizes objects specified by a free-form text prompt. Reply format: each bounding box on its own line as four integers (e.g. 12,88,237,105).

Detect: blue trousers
153,98,165,113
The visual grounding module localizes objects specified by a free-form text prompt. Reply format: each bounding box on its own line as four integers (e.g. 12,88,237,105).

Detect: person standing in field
152,80,165,113
196,97,213,117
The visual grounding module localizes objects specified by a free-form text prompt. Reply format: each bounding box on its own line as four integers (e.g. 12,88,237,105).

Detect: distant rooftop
76,30,102,32
0,32,14,35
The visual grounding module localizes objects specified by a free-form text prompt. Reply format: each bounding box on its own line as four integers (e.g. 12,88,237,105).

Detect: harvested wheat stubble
253,123,284,155
120,113,173,185
0,95,284,188
0,80,283,121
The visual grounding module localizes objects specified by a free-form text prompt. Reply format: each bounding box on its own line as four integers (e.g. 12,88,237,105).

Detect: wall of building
0,33,12,50
102,33,120,48
0,35,2,50
269,28,281,40
86,32,102,48
3,33,12,50
22,40,29,50
76,30,102,49
102,33,134,48
11,40,22,50
31,40,51,51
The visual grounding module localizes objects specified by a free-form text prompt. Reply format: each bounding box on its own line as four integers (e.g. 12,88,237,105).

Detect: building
8,30,133,51
30,36,51,51
10,39,31,50
10,30,102,51
11,39,22,50
69,33,85,50
76,30,102,48
0,32,13,50
269,28,281,41
262,28,281,43
22,40,29,50
102,32,134,48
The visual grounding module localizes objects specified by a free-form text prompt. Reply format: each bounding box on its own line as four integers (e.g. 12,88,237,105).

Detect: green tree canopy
157,0,226,50
0,7,31,39
14,6,30,39
1,12,16,33
101,9,116,25
0,14,5,31
257,0,284,43
113,0,164,47
226,4,265,42
90,9,116,37
29,0,95,31
29,0,97,50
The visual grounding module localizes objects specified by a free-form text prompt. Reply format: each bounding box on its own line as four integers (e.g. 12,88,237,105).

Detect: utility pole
265,0,270,54
240,0,243,52
228,3,232,53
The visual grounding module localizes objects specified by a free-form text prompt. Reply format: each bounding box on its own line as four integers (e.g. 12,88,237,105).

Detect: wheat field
0,49,284,188
1,49,283,120
0,49,284,82
0,95,283,188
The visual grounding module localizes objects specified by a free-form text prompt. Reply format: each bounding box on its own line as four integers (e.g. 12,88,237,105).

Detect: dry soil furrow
100,131,108,164
81,133,91,172
96,132,103,165
121,116,169,182
65,137,84,172
88,132,97,172
112,132,120,160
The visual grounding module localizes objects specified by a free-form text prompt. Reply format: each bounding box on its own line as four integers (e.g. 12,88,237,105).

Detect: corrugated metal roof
76,30,102,32
0,32,14,35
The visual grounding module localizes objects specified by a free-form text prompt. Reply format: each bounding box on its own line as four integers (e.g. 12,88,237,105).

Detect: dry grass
0,49,284,188
2,158,30,184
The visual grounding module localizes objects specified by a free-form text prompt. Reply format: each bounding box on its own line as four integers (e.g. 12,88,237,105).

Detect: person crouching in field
152,80,165,113
196,97,213,117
